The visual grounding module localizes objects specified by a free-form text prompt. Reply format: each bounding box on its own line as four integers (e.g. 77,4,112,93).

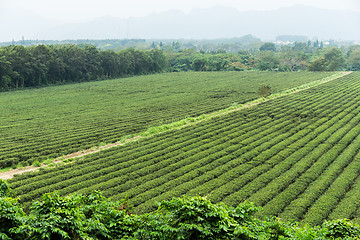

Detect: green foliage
79,191,136,239
2,193,360,239
166,44,355,72
27,192,89,239
263,217,295,239
0,44,167,91
32,160,41,167
167,50,254,72
0,179,10,197
322,219,360,239
158,196,239,239
308,47,346,71
1,42,356,91
259,42,276,52
348,49,360,71
278,50,308,71
26,191,137,240
323,47,346,71
256,51,280,71
307,56,327,71
258,86,272,98
0,185,26,240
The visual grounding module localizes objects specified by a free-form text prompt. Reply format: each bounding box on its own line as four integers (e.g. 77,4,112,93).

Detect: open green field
7,72,360,226
0,71,332,168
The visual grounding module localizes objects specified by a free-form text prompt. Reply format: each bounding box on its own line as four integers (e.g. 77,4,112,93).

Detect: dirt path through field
0,136,141,180
0,71,351,180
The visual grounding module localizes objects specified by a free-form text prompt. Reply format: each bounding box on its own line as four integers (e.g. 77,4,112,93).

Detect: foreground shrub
0,197,26,240
157,196,258,239
0,179,360,240
0,179,10,197
323,219,360,239
26,192,89,239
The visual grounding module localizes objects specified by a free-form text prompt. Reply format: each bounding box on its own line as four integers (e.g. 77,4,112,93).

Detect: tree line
1,42,360,91
0,45,167,90
166,42,360,72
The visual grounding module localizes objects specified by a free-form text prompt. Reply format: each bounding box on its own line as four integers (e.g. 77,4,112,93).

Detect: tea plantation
6,72,360,226
0,71,331,168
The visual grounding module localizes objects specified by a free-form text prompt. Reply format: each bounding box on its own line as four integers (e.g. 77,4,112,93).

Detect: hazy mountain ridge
1,5,359,41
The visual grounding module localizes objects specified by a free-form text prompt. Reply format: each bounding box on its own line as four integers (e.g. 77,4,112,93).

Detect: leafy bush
27,192,89,239
0,197,26,240
0,181,26,240
32,160,41,167
258,86,272,98
1,187,360,239
0,179,10,197
158,196,249,239
323,219,360,239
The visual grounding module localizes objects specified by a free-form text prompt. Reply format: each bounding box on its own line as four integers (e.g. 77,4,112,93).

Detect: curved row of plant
7,73,360,226
1,181,359,240
0,71,332,168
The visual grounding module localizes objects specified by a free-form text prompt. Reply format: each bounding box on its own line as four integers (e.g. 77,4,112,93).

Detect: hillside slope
0,72,331,168
8,72,360,226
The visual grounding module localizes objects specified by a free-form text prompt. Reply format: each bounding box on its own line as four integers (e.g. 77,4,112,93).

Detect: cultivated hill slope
0,72,331,168
8,72,360,226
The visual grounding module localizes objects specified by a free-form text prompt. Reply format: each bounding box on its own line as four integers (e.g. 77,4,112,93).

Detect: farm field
0,71,332,168
7,72,360,226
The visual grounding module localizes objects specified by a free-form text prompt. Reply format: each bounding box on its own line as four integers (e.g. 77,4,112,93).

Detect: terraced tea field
7,72,360,226
0,71,331,168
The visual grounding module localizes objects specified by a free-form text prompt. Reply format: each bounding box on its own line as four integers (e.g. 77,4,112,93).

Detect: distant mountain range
1,5,359,42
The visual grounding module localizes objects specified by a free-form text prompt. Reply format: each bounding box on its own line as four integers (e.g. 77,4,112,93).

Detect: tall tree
259,42,276,52
256,51,280,71
308,47,345,71
0,51,12,89
323,47,346,71
348,49,360,71
6,45,32,88
28,45,53,86
307,56,327,71
279,50,307,71
149,48,167,73
100,50,121,78
83,45,103,81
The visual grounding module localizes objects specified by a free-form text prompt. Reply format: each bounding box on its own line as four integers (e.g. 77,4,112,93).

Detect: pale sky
2,0,360,22
0,0,359,42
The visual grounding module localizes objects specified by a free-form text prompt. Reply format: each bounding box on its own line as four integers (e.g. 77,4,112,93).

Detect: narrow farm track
0,72,349,180
0,136,142,180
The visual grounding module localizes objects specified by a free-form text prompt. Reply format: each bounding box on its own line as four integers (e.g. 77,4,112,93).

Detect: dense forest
167,42,360,72
0,41,359,91
0,45,167,90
